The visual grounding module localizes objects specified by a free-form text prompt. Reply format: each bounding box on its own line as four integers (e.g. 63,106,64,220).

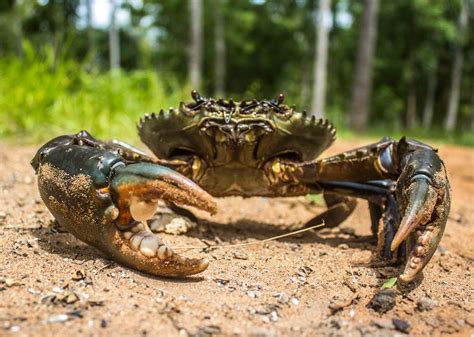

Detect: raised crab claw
31,91,450,282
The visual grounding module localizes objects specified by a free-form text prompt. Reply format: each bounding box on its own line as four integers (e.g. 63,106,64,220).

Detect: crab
31,91,450,282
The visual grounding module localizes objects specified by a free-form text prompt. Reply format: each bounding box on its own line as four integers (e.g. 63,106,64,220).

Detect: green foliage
0,43,472,146
0,44,188,143
0,0,472,144
380,277,397,289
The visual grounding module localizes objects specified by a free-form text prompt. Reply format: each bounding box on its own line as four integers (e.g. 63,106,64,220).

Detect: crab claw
106,163,217,276
110,163,217,226
391,149,450,283
33,135,217,277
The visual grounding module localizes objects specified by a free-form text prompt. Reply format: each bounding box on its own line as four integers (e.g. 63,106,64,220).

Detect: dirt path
0,139,473,336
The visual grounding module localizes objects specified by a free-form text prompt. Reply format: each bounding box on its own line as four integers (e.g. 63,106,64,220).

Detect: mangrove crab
31,91,450,282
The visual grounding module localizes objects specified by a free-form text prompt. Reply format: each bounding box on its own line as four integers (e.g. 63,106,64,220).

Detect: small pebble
392,318,411,333
233,251,248,260
417,297,438,312
52,286,63,293
273,292,289,305
247,291,257,298
269,311,278,322
372,319,394,330
249,327,277,337
368,289,396,313
47,314,68,323
465,314,474,327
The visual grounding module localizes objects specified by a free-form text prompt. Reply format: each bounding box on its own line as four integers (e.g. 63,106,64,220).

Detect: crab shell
138,97,336,197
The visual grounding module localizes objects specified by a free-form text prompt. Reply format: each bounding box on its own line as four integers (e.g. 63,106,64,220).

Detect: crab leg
32,133,217,277
314,180,400,260
272,137,450,282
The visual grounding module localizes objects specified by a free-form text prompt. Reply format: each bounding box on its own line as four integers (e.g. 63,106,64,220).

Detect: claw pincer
31,133,216,277
392,143,450,282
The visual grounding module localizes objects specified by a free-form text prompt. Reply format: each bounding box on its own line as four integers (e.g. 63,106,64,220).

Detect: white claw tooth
124,232,133,240
130,200,158,221
131,222,146,233
199,258,210,270
106,206,120,220
130,232,146,250
139,236,160,257
157,245,172,260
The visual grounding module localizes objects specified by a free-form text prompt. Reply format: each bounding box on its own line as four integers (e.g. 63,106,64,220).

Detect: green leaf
381,277,397,289
306,194,322,204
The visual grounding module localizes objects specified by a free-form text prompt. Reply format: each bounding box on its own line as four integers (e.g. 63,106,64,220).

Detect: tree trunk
348,0,379,132
300,59,311,109
311,0,331,119
109,0,121,71
406,80,417,129
422,61,438,129
12,0,23,59
189,0,203,90
469,49,474,131
470,80,474,131
444,0,468,131
214,0,226,97
85,0,95,60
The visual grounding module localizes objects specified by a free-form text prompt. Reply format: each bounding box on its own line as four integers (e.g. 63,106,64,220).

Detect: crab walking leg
276,137,451,282
32,134,217,277
315,181,400,259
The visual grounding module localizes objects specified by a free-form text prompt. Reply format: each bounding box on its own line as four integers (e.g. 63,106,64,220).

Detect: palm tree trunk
311,0,331,119
12,0,23,59
85,0,95,60
470,51,474,131
470,83,474,131
406,80,417,129
444,0,468,131
422,61,438,129
189,0,203,90
109,0,121,71
214,0,226,96
348,0,379,132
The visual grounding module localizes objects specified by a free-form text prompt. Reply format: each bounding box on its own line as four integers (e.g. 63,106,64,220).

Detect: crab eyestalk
33,134,217,277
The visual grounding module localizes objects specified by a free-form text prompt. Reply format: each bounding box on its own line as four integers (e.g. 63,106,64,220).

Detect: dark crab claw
106,163,217,276
110,163,217,226
391,149,450,283
34,136,217,277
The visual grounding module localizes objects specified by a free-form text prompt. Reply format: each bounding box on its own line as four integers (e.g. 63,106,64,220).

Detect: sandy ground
0,139,473,337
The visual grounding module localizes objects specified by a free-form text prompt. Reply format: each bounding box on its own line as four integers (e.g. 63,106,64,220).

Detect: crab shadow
30,212,404,285
31,223,205,283
189,217,375,250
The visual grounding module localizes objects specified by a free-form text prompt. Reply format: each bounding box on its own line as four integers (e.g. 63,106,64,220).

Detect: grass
1,49,472,147
0,47,190,144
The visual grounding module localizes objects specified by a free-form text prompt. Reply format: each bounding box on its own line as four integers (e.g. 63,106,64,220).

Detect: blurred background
0,0,473,145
